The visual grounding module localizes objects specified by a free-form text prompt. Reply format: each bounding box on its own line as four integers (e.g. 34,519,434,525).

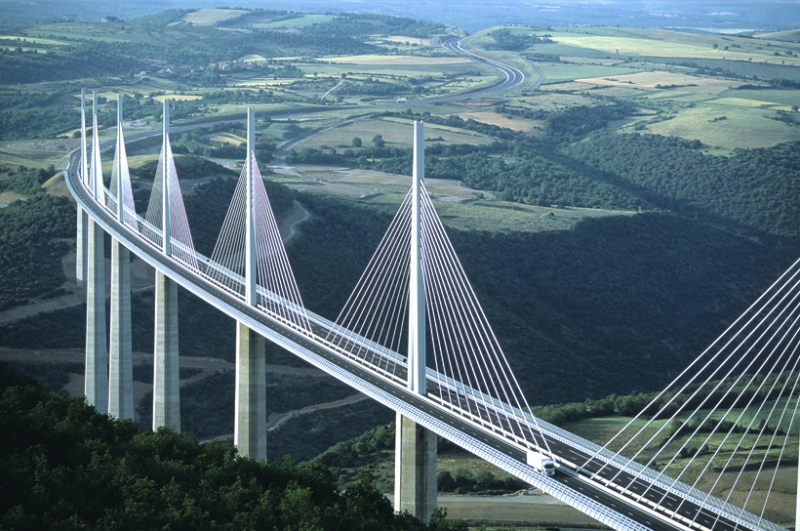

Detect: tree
372,134,385,148
437,471,456,492
352,136,362,147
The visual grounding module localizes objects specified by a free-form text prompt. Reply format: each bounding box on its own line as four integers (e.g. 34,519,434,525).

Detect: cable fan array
208,154,310,331
327,182,551,450
106,122,139,232
326,189,412,378
587,256,800,530
143,134,199,271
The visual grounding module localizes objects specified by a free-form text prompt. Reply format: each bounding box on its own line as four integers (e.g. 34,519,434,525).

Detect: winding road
439,37,527,99
274,36,536,164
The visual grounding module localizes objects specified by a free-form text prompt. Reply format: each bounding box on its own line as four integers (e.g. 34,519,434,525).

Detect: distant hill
756,29,800,42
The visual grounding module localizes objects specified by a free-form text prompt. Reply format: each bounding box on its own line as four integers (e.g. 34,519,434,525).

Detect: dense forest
0,194,73,311
0,362,466,530
565,133,800,237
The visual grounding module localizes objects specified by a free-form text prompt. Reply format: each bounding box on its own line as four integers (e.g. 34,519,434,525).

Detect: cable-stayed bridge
67,91,798,531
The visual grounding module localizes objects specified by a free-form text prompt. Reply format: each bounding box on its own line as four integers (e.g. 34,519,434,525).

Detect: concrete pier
84,218,107,414
153,270,180,431
234,321,267,460
108,239,133,420
76,210,88,288
394,413,438,522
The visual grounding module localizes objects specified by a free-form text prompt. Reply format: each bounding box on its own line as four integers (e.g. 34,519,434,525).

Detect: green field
182,9,248,26
255,14,336,29
539,63,643,84
639,105,800,149
0,35,69,46
564,409,797,526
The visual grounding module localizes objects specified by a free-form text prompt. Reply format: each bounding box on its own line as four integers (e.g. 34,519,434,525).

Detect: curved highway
275,36,532,163
441,37,526,98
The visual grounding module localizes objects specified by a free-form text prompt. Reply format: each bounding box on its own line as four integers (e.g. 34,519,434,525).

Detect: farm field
0,35,69,46
277,164,633,235
254,14,336,29
539,63,644,84
181,9,248,26
564,411,797,527
640,105,800,149
548,32,800,67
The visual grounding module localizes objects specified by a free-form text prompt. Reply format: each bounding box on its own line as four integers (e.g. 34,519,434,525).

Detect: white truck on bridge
527,451,556,476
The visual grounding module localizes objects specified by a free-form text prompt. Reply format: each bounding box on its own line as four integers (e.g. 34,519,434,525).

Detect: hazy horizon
1,0,799,33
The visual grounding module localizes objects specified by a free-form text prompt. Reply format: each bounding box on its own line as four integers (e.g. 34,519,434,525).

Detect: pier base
394,413,437,523
153,270,180,431
109,239,133,420
234,321,267,460
84,219,107,413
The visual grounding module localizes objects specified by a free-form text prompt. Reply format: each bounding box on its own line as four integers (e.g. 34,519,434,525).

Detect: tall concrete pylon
235,108,267,460
394,121,437,524
84,90,108,414
153,100,180,432
108,94,134,421
244,107,257,307
76,88,88,288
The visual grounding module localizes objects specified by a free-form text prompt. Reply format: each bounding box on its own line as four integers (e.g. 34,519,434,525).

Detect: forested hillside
0,362,465,530
565,133,800,238
0,195,73,311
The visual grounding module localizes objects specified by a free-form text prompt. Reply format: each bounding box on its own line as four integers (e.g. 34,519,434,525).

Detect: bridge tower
394,121,437,523
108,94,134,420
84,90,108,414
76,88,88,288
234,107,267,461
153,100,181,432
